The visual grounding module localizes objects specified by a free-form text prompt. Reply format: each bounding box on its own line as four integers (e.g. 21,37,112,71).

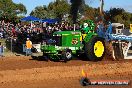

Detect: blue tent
20,16,41,28
48,19,58,23
42,19,51,23
20,16,40,21
42,18,60,23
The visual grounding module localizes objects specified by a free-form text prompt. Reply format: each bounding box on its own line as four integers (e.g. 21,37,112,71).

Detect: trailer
97,22,132,60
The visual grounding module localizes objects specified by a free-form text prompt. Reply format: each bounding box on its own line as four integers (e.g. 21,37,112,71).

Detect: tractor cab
52,31,82,47
42,31,82,47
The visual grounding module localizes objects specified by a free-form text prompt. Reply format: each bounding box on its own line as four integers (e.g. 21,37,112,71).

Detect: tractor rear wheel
85,36,105,61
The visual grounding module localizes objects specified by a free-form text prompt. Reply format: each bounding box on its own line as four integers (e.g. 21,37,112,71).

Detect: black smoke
70,0,83,24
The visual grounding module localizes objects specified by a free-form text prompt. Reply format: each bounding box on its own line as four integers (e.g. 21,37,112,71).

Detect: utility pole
100,0,104,17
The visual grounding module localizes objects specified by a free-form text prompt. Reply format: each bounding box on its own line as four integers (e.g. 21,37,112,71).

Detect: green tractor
32,20,105,62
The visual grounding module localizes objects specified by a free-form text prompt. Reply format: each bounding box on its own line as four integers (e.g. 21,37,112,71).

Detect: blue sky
88,0,132,12
12,0,132,16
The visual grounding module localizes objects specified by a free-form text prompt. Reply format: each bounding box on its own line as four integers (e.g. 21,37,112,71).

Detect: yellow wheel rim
94,41,104,57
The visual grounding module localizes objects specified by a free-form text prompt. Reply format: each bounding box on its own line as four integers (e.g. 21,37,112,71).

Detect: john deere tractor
32,20,105,62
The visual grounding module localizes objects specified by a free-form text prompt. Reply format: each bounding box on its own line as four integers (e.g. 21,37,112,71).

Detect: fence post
11,37,12,53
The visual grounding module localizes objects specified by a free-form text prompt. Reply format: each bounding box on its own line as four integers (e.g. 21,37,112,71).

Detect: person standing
12,26,16,37
0,42,4,57
26,38,32,56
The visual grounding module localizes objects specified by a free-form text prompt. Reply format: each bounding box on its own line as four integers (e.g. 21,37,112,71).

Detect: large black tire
31,56,38,59
112,43,124,60
85,36,105,61
62,49,72,62
42,51,49,61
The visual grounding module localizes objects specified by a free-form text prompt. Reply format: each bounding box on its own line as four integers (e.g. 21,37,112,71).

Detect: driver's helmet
83,23,88,28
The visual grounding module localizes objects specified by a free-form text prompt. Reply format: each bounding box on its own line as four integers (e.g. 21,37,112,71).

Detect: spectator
12,26,16,37
0,42,4,57
26,38,32,56
0,31,3,39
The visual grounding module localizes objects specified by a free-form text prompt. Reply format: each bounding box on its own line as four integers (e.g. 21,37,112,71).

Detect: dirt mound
103,42,115,61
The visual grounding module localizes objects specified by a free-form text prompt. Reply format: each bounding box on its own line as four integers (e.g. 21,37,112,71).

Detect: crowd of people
0,20,80,41
0,20,81,56
0,20,42,39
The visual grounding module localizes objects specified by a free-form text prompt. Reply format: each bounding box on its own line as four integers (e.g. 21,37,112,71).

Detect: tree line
30,0,132,28
0,0,132,28
0,0,27,23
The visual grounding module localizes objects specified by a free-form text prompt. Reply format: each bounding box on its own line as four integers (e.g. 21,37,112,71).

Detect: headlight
53,34,61,36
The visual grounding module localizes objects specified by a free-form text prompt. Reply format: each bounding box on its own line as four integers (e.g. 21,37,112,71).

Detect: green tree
0,0,27,22
15,3,27,14
130,14,132,23
106,8,132,28
83,5,97,20
30,5,49,19
53,0,70,18
30,0,70,19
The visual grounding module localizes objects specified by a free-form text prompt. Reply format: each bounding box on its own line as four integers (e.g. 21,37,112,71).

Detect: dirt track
0,56,132,88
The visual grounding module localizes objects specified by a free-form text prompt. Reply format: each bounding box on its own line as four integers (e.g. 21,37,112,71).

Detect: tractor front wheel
62,49,72,62
85,36,105,61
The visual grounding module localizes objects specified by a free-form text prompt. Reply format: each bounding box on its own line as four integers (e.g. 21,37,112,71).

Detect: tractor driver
82,23,90,33
81,21,95,33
